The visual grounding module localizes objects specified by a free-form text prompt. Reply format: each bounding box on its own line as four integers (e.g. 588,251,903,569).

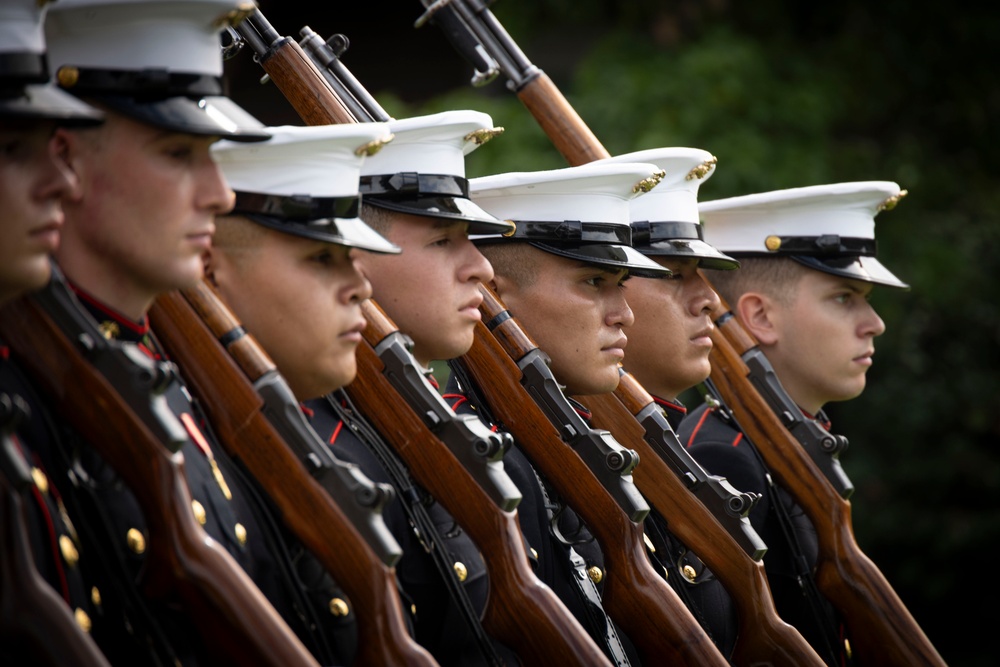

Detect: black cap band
233,191,360,222
505,220,632,246
57,66,222,99
631,220,703,245
0,52,48,86
360,172,469,200
765,234,877,256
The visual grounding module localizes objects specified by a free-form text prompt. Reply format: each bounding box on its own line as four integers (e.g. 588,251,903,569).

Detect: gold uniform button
91,587,102,608
31,467,49,495
75,608,92,633
191,500,207,525
682,564,698,582
410,604,417,616
126,528,146,554
844,638,852,659
59,535,79,567
56,66,80,88
529,547,538,560
453,562,468,582
328,597,350,617
98,320,120,340
765,235,782,251
587,566,603,585
234,523,247,546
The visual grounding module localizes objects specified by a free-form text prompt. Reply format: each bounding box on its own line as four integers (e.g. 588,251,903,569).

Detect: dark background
224,2,997,664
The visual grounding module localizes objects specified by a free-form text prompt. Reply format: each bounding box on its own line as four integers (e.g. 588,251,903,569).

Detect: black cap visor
365,195,513,234
360,172,513,234
630,220,739,270
91,94,269,141
247,213,401,254
530,241,672,279
0,83,103,126
791,255,909,289
639,238,739,270
234,192,400,254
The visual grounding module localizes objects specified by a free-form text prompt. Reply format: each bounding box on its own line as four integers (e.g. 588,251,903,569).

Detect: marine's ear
736,291,780,346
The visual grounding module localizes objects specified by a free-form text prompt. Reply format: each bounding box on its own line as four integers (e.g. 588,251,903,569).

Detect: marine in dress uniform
678,181,910,666
0,1,105,662
3,2,358,664
302,110,523,667
209,121,408,662
454,161,679,666
594,147,743,659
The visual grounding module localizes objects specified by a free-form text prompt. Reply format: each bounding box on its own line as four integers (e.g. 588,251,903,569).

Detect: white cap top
45,0,250,78
469,162,672,277
595,147,717,224
0,0,47,55
470,161,662,228
359,109,498,178
591,147,737,270
699,181,904,253
700,181,909,288
212,123,392,198
212,123,399,254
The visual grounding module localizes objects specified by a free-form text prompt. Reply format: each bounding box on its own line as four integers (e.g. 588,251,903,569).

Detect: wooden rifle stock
344,301,613,667
578,377,826,667
705,295,946,666
462,286,728,667
149,286,437,667
0,294,319,667
0,394,111,667
234,11,356,125
514,73,610,165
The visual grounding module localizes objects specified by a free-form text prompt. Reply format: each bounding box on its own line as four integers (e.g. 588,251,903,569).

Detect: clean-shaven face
623,257,721,400
354,211,494,366
496,249,634,396
759,270,885,414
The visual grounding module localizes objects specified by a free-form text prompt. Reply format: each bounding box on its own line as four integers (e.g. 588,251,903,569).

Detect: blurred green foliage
238,2,998,663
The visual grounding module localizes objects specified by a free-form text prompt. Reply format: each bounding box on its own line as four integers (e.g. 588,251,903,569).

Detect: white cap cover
212,123,399,254
595,147,738,270
470,162,673,277
700,181,909,288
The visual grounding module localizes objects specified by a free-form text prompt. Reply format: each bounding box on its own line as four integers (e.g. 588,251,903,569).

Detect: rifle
459,287,729,666
702,291,946,666
346,300,614,666
578,371,828,667
0,273,320,667
148,283,437,667
231,10,614,664
0,392,112,667
413,0,609,164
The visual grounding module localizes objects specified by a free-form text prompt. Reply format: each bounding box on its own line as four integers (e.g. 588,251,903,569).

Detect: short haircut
212,214,266,260
705,256,810,307
478,242,539,289
360,203,392,235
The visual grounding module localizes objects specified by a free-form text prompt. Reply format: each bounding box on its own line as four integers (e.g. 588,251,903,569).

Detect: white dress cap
358,109,512,234
0,0,103,124
700,181,909,288
45,0,247,78
213,123,392,198
44,0,267,141
0,0,48,58
211,123,399,254
469,162,672,277
595,147,737,270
